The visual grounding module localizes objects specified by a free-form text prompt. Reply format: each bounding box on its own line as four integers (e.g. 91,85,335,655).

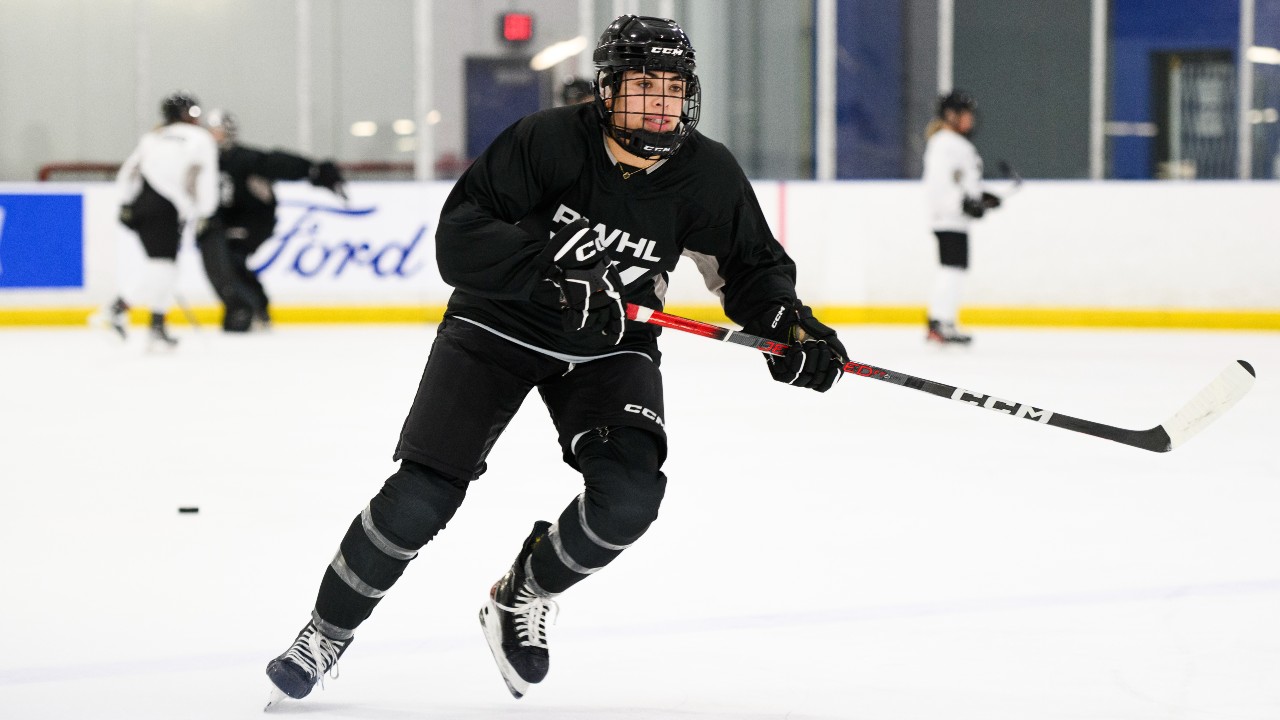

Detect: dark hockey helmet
161,91,202,123
592,15,701,159
205,108,238,144
937,89,976,117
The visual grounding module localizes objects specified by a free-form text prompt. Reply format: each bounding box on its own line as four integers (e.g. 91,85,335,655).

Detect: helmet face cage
592,15,701,159
593,66,700,159
161,92,201,124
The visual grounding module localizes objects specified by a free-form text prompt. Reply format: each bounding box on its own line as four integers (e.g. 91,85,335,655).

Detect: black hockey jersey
436,103,799,360
216,145,314,238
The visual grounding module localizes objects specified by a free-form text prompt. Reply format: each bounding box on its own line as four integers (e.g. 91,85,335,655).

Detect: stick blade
1159,360,1256,450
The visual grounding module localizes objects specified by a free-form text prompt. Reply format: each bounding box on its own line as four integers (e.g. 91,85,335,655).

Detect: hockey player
560,77,594,105
263,15,847,708
200,109,346,331
94,92,218,347
921,90,1002,344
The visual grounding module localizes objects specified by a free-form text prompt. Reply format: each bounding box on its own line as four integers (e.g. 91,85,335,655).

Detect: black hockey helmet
937,89,976,117
592,15,701,159
205,108,238,145
161,91,202,123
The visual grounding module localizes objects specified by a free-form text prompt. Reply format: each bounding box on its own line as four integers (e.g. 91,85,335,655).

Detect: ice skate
264,619,353,709
88,297,130,339
479,520,560,699
926,318,972,345
250,310,273,332
147,312,179,350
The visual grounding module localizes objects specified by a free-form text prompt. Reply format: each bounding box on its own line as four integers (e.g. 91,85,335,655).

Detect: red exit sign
500,12,533,43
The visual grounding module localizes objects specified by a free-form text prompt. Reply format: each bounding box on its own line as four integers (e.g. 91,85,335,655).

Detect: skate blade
263,686,288,712
479,604,528,699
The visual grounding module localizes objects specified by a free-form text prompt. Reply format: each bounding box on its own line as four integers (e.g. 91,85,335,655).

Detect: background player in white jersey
263,14,846,709
93,91,218,347
921,90,1002,344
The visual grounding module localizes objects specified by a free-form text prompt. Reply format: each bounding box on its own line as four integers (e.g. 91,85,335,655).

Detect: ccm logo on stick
624,403,665,428
951,388,1053,423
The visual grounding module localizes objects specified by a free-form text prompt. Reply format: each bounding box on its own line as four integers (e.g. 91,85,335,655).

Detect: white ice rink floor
1,322,1277,719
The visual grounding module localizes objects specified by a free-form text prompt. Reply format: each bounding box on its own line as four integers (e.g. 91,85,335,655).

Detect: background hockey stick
626,304,1255,453
996,160,1024,199
173,292,202,331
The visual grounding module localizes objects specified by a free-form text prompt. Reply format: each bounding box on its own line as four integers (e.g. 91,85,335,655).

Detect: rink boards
0,180,1276,329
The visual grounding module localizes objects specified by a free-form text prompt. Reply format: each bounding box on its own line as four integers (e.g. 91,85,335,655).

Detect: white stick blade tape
1162,360,1256,449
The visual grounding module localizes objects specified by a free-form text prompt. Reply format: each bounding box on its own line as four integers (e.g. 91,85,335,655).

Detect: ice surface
0,323,1276,719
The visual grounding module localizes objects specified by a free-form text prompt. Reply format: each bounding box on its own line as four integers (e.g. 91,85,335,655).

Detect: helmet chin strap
608,125,679,160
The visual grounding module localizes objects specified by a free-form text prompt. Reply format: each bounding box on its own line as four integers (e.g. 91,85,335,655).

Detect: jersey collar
602,132,669,176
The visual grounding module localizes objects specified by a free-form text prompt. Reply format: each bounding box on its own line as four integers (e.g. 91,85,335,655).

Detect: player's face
952,109,976,134
608,70,687,134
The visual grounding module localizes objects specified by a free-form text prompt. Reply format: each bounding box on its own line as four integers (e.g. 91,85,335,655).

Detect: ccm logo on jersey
950,388,1053,423
650,47,684,56
624,403,665,428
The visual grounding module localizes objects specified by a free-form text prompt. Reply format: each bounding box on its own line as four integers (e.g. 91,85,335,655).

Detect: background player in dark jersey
560,76,594,105
264,15,847,708
199,109,346,332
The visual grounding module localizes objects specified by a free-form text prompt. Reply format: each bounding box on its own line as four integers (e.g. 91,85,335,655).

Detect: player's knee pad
573,426,668,544
316,461,466,629
328,460,469,602
367,459,469,551
529,426,667,593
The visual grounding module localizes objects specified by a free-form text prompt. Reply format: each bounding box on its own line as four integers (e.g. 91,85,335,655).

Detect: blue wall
1110,0,1240,178
835,0,905,178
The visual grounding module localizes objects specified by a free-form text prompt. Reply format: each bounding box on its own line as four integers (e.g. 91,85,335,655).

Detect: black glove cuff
743,300,801,343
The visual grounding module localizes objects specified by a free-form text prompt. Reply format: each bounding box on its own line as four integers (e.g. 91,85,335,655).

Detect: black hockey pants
199,222,269,331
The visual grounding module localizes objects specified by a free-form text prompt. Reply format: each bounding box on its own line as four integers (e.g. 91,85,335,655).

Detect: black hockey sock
314,460,468,630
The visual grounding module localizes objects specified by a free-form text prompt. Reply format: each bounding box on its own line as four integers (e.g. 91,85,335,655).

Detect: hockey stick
626,304,1255,453
996,160,1024,199
173,292,202,331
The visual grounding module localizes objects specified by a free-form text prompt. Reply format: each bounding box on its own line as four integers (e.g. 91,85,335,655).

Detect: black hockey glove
981,191,1002,209
309,160,347,200
961,196,986,218
540,218,625,345
745,300,847,393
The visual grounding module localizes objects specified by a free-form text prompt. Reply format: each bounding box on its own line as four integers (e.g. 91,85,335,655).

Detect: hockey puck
178,507,200,514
